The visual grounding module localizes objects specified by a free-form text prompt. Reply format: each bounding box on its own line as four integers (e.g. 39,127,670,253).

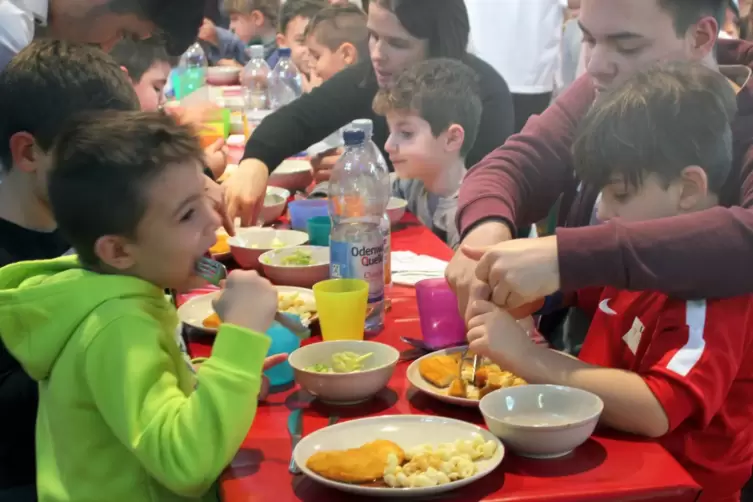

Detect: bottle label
384,230,391,286
330,236,385,304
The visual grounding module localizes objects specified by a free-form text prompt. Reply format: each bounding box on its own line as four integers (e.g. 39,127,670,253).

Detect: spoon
400,336,466,352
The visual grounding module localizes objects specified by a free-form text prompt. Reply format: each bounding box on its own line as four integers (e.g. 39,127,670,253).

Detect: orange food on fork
203,313,221,328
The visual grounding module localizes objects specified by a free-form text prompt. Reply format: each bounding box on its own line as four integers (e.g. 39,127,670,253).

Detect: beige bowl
269,159,313,191
228,228,309,270
207,66,240,86
259,245,329,288
387,197,408,224
261,186,290,224
288,340,399,405
480,385,603,459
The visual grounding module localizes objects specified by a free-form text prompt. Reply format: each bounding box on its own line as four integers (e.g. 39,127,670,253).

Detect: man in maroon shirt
449,0,753,320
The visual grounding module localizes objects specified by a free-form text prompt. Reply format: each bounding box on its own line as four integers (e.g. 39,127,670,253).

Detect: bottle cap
343,129,365,146
278,47,292,58
351,119,373,138
249,45,265,58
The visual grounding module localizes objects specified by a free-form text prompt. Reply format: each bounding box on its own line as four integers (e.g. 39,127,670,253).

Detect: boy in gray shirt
372,59,482,249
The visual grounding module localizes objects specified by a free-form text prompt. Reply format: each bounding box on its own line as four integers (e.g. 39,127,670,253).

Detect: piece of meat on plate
306,439,406,484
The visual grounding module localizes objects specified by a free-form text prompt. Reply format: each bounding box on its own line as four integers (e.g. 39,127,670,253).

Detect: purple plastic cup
415,278,467,349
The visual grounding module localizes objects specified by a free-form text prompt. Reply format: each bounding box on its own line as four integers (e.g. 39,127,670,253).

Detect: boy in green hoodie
0,110,281,502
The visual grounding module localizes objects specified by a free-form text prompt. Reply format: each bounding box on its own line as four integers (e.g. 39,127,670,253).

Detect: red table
187,216,701,502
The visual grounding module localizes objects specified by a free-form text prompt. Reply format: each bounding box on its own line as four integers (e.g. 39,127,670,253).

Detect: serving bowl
386,197,408,224
228,228,309,270
479,384,603,459
288,340,399,404
259,245,329,288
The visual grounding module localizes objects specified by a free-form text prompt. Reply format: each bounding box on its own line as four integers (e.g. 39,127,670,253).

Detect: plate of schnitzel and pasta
293,415,504,497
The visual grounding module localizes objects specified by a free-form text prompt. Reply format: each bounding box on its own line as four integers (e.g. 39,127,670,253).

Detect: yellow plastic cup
313,279,369,341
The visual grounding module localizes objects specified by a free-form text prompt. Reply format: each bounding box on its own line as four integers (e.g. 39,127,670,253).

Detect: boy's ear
9,132,40,173
443,124,466,155
250,10,265,28
677,165,710,212
94,235,138,271
339,42,359,66
276,32,287,48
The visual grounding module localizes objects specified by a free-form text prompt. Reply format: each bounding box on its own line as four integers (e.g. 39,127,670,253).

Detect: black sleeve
243,62,378,172
463,55,516,168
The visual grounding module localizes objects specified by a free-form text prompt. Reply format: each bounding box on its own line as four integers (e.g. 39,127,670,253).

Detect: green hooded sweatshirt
0,256,271,502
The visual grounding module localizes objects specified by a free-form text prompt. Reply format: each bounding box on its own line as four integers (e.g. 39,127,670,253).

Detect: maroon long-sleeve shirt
458,39,753,299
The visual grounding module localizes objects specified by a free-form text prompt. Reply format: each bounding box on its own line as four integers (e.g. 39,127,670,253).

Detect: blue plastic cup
288,199,329,231
264,313,303,386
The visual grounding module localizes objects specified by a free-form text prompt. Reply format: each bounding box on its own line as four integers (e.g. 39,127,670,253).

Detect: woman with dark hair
223,0,515,225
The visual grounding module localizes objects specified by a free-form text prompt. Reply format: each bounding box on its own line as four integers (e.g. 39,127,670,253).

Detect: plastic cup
263,313,302,386
313,279,369,341
415,278,467,349
307,216,331,246
288,200,329,231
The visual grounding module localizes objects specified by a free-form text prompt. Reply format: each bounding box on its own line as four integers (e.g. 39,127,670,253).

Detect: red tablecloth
185,215,700,502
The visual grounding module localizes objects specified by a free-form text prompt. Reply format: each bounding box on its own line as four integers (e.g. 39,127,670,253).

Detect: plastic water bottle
350,119,392,290
173,42,207,100
329,129,390,333
269,47,302,109
242,45,271,129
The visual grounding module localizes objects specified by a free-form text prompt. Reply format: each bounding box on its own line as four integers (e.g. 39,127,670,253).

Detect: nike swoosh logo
599,299,617,315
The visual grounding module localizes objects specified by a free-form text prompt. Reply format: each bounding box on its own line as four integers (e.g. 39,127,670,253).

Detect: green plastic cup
307,216,331,246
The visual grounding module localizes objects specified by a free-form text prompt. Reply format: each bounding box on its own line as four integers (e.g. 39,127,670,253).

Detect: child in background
274,0,329,88
109,38,228,179
224,0,280,62
305,3,368,81
0,110,284,502
0,40,140,501
372,59,482,249
198,17,251,67
464,62,753,502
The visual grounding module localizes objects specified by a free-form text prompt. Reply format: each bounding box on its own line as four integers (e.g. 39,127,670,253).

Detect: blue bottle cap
278,47,292,57
343,129,365,146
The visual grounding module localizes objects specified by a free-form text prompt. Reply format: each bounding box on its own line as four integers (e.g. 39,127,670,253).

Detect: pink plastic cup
415,278,467,349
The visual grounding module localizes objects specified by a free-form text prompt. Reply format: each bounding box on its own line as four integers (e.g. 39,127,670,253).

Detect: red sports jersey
577,288,753,502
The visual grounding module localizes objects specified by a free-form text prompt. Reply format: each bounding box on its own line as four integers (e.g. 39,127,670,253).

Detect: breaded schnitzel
419,354,460,388
306,439,405,484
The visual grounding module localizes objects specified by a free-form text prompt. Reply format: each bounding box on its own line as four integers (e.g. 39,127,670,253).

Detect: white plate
293,415,504,498
406,347,480,408
177,286,317,333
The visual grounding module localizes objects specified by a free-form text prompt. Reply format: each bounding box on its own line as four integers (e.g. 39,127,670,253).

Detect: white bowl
288,340,399,404
207,66,240,86
480,384,603,459
261,186,290,224
228,228,309,270
293,415,504,498
387,197,408,224
259,245,329,288
269,159,313,191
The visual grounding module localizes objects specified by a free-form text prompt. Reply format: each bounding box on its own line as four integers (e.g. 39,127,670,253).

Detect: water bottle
173,42,207,100
350,119,392,290
242,45,271,130
329,129,390,333
269,47,302,109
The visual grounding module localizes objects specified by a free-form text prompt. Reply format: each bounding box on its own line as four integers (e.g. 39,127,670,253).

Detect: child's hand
311,148,342,182
204,139,228,179
198,18,219,47
466,300,534,368
213,271,277,334
258,354,289,400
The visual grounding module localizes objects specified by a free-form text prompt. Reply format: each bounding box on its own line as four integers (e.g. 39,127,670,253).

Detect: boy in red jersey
465,61,753,502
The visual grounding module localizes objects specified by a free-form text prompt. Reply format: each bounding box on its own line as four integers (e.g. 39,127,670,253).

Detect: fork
458,349,480,385
194,257,310,334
